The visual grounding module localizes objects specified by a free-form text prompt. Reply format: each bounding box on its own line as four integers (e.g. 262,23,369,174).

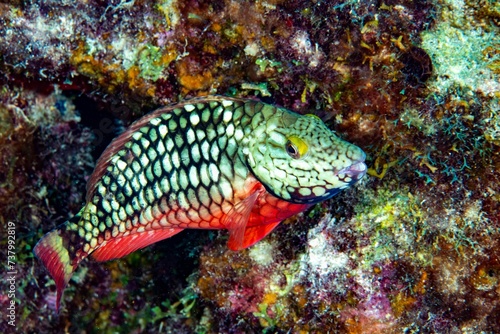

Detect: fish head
244,109,367,204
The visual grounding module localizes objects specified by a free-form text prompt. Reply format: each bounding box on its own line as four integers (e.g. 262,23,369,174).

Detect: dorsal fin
86,96,242,201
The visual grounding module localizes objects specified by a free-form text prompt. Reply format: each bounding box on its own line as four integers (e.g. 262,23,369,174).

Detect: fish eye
285,136,308,159
286,141,300,159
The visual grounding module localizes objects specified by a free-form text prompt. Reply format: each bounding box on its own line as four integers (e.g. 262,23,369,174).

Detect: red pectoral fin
237,221,282,250
91,228,183,262
223,190,261,251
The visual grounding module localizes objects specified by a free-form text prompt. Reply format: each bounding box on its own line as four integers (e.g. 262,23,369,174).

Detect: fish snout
343,160,367,181
335,155,367,183
342,148,367,181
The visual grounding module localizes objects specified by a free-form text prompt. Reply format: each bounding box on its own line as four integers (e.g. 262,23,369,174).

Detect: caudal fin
34,214,87,312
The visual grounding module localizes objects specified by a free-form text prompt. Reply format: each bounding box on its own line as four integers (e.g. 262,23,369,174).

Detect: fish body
34,96,366,310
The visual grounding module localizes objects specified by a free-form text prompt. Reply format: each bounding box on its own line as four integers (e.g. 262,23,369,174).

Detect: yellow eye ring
286,136,308,159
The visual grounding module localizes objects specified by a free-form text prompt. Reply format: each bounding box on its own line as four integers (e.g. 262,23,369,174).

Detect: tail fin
34,213,88,312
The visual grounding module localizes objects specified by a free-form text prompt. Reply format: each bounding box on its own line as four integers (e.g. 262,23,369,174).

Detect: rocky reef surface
0,0,499,333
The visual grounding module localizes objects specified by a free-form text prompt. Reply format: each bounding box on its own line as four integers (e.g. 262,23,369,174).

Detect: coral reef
0,0,498,333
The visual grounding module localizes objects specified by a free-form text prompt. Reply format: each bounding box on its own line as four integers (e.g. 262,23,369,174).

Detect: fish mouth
336,160,367,181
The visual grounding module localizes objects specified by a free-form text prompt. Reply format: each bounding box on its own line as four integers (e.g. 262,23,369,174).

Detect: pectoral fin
238,221,282,249
223,190,261,251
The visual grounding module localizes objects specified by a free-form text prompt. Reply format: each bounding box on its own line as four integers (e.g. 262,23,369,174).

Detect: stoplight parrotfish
34,96,366,310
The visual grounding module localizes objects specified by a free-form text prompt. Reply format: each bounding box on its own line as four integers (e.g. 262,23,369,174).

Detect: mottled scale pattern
65,99,259,257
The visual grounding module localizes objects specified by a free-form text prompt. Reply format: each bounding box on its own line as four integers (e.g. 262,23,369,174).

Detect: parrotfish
34,96,366,310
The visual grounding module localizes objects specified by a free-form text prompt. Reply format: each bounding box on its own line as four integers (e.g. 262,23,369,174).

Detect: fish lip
336,160,367,180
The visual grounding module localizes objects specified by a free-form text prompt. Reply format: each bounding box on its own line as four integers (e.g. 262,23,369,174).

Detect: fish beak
335,159,367,182
344,161,367,180
343,148,367,181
